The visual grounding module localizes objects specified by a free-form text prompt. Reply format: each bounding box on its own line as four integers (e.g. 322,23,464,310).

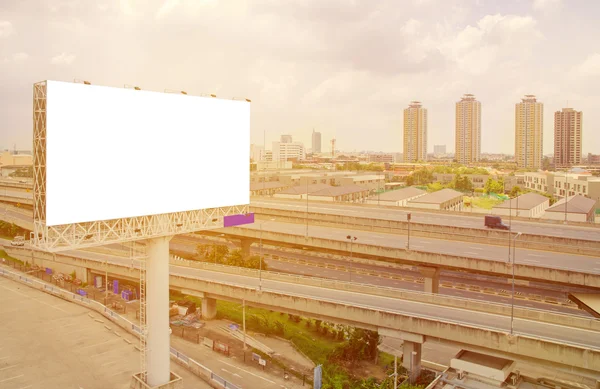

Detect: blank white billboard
45,80,250,226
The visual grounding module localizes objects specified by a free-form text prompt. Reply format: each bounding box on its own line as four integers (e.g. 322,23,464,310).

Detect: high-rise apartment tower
554,108,582,168
312,129,322,154
403,101,428,162
515,95,543,169
455,94,481,164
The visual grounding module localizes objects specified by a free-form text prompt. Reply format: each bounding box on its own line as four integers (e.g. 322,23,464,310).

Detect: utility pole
242,299,247,350
305,179,309,238
511,232,522,335
407,213,412,250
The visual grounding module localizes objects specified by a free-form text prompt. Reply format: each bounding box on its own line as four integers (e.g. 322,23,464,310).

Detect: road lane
235,221,600,274
252,199,600,241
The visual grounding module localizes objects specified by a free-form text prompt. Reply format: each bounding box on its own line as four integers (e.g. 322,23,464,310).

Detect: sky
1,0,599,154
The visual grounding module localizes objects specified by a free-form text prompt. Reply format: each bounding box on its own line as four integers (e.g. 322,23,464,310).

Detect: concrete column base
130,372,183,389
419,266,440,294
402,341,422,384
240,239,253,260
202,297,217,320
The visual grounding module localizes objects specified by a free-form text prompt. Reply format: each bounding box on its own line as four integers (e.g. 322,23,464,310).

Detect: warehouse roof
369,187,426,202
546,195,596,214
408,188,463,204
249,182,291,191
276,184,330,195
493,192,549,210
310,184,369,197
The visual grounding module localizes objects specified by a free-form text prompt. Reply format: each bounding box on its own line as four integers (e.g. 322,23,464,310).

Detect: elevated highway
252,199,600,241
3,206,600,290
3,244,600,379
201,222,600,290
251,201,600,256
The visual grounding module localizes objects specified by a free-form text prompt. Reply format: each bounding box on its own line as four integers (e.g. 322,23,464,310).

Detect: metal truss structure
31,81,249,252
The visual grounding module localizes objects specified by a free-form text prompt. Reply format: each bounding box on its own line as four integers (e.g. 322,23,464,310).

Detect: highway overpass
250,201,600,256
3,205,600,291
3,244,600,380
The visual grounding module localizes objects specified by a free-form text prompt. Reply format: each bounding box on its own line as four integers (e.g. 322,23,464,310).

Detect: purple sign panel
224,213,255,227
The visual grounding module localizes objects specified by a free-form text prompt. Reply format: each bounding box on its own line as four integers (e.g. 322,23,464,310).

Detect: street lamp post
346,235,357,282
305,179,309,238
510,232,522,335
564,170,568,224
406,213,412,250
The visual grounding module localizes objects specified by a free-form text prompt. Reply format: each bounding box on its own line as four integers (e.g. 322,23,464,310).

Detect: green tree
509,185,523,197
411,168,433,185
484,178,504,194
427,182,445,192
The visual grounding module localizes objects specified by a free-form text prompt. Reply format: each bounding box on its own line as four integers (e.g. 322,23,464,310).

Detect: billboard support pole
145,235,173,387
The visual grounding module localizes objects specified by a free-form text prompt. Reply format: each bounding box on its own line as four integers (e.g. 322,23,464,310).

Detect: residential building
252,161,293,171
392,153,403,163
433,145,446,156
271,141,305,162
587,153,600,165
403,101,427,162
311,130,322,154
455,94,481,164
515,95,543,169
492,192,549,218
407,188,464,211
280,135,293,143
365,187,426,206
542,195,596,222
554,108,582,168
367,154,394,163
433,173,492,189
503,173,525,192
523,171,554,194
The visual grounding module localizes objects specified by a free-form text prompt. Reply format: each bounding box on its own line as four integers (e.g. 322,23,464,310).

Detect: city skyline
1,1,600,155
455,94,481,164
554,107,582,168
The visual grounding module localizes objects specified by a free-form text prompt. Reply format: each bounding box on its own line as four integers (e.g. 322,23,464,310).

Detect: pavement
0,275,211,389
251,198,600,241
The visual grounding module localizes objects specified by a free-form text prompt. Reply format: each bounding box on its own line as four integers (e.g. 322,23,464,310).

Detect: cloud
440,14,543,75
51,52,76,65
12,52,28,61
0,21,15,38
532,0,562,12
570,53,600,78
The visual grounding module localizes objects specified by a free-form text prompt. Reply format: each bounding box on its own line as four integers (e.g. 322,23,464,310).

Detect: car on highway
10,236,25,246
484,215,509,230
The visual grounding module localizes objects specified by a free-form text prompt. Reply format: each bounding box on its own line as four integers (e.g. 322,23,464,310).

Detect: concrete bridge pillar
240,239,253,260
402,341,422,384
419,266,440,294
202,297,217,320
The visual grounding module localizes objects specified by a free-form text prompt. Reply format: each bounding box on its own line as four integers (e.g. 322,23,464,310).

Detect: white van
10,236,25,246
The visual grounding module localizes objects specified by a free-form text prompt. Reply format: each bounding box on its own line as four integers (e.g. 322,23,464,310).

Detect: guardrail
0,265,243,389
169,254,600,332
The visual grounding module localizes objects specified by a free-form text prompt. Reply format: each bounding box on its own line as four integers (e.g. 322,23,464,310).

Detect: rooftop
343,174,385,181
310,184,369,197
408,188,463,204
369,187,426,201
249,182,291,191
546,195,597,214
277,183,330,195
493,192,549,210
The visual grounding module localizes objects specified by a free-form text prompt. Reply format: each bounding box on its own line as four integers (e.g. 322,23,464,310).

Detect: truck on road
484,215,509,230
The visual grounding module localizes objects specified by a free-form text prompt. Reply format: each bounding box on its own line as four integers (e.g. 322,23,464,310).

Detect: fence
0,265,242,389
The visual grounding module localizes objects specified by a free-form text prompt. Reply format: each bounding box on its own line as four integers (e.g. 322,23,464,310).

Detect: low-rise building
250,182,292,196
367,154,394,163
273,184,330,200
366,187,426,206
503,173,525,192
523,171,554,194
0,151,32,167
433,173,492,189
339,174,385,192
308,185,370,202
407,188,464,211
542,195,596,222
492,192,549,218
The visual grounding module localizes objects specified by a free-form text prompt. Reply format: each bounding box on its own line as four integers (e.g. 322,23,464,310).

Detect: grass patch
215,300,342,364
0,249,24,265
465,196,504,210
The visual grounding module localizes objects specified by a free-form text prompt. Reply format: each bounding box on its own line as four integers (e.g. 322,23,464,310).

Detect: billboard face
45,80,250,226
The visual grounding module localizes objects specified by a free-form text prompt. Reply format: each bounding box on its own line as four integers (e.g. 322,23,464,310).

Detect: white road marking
527,254,544,257
523,259,540,263
218,359,276,384
468,247,483,250
0,365,17,371
464,252,478,256
0,375,24,384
